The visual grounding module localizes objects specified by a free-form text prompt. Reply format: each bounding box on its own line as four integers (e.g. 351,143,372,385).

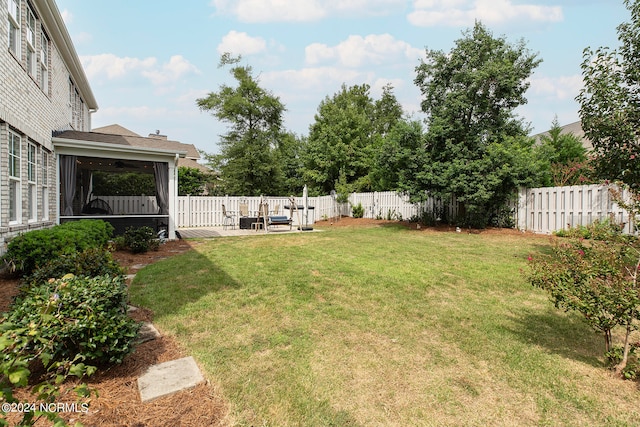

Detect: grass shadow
128,242,242,318
506,306,604,368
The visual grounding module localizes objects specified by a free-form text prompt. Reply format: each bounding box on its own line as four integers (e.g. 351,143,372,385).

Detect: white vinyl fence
94,184,637,234
516,184,637,234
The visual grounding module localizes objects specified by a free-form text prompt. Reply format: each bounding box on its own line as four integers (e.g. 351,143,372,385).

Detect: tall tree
414,22,541,226
577,0,640,190
197,55,285,195
303,84,376,195
534,116,590,186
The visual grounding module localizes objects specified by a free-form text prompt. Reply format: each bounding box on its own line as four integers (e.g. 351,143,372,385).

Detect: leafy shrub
553,218,626,241
123,226,160,254
606,343,640,380
351,202,364,218
4,274,139,366
3,220,114,277
24,247,124,285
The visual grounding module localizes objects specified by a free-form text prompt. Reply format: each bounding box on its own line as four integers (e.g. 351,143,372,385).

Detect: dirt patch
0,239,229,427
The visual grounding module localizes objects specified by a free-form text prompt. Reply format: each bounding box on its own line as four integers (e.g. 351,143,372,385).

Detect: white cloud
217,31,268,56
211,0,403,22
528,74,583,101
141,55,201,86
408,0,563,27
80,54,199,86
305,34,423,68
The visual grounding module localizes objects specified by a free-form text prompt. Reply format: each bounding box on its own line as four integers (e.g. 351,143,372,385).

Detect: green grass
130,225,640,426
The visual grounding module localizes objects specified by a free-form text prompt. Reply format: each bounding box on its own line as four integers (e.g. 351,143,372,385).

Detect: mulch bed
1,239,229,427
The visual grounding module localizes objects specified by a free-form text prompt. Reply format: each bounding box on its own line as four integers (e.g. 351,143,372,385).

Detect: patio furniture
82,198,113,215
222,204,236,230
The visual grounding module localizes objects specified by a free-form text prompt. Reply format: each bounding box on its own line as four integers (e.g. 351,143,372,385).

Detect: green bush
553,218,628,241
4,274,139,366
123,226,159,254
351,202,364,218
2,220,114,277
24,247,124,285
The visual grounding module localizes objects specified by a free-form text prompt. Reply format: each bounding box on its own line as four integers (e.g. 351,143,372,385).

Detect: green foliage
606,343,640,379
371,120,426,192
197,54,285,196
351,203,364,218
534,116,591,187
24,247,124,285
123,226,159,254
0,273,139,425
4,274,139,365
414,22,541,227
178,166,211,196
527,236,639,351
304,83,402,195
92,170,156,196
577,0,640,190
553,218,627,241
3,220,114,277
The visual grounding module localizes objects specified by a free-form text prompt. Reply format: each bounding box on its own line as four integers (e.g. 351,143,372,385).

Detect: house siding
0,0,94,252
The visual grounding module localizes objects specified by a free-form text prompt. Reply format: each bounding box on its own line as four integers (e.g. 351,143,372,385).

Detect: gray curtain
60,155,77,216
153,162,169,215
81,169,92,205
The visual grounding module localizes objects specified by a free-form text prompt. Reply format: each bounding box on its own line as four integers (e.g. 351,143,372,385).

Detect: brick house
0,0,184,251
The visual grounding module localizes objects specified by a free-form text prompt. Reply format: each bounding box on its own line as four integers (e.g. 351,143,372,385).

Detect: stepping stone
127,305,138,313
138,356,204,402
125,274,136,281
136,322,160,344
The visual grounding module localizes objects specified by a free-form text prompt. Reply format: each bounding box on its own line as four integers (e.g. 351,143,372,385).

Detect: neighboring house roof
531,120,593,151
60,126,212,173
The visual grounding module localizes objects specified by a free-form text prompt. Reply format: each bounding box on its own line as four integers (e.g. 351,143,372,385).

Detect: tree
577,0,640,190
197,54,285,196
178,166,210,196
371,119,426,192
414,22,542,227
534,116,591,186
303,83,403,196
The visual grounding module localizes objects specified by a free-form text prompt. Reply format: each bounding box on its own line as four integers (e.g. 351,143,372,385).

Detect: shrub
24,247,124,285
553,218,627,241
4,274,139,366
123,226,159,254
351,202,364,218
3,220,114,277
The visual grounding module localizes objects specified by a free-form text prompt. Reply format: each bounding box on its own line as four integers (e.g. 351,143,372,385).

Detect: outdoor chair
239,202,249,217
221,204,236,230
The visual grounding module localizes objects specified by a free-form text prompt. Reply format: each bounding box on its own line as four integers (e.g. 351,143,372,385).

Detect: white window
8,131,21,223
40,31,49,93
41,150,49,220
8,0,21,57
69,80,85,130
27,143,37,221
26,5,36,76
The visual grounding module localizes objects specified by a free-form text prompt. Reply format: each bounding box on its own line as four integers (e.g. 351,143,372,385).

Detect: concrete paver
138,356,205,402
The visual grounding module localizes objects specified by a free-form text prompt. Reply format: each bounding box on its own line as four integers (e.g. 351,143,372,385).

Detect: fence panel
172,184,636,233
517,184,635,234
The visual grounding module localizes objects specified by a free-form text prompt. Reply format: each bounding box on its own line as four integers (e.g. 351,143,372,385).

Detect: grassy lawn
130,225,640,426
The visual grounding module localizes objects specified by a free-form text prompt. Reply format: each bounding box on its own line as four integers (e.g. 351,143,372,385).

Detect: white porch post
168,154,179,239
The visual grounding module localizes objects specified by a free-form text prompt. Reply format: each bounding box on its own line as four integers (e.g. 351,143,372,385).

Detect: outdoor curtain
153,162,169,215
60,155,77,216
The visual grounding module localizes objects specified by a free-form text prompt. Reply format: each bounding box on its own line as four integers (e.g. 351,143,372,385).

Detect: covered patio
53,131,186,240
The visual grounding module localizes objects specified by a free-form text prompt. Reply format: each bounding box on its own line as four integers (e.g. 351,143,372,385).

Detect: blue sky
55,0,629,155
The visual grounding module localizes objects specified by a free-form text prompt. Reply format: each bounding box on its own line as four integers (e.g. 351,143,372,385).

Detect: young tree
577,0,640,190
534,116,591,186
178,166,210,196
303,84,377,195
414,22,541,226
197,54,285,196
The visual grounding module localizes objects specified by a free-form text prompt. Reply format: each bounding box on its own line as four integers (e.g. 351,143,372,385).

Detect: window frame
27,142,37,222
7,0,21,57
8,130,22,224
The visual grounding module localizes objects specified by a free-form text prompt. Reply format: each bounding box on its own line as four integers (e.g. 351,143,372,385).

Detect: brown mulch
1,239,230,427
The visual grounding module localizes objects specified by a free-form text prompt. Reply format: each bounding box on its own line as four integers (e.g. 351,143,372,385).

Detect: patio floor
177,225,317,239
